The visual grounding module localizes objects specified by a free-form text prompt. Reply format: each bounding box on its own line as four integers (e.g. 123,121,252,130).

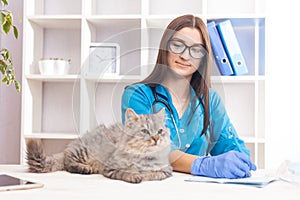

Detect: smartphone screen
0,174,43,191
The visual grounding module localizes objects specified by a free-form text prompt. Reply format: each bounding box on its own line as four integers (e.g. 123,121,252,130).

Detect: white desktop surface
0,165,300,200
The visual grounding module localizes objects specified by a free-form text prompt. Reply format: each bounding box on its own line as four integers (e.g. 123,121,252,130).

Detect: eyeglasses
168,39,206,59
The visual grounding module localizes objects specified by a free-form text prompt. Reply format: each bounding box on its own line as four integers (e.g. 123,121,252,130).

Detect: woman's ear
125,108,139,122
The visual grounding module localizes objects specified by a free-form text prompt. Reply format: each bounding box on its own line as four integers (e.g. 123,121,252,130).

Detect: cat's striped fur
26,108,172,183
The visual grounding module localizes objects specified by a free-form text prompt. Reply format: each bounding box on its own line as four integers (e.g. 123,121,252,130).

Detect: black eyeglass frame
167,38,207,59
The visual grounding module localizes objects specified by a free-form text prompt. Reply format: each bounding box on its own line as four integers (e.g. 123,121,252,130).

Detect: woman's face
167,27,204,80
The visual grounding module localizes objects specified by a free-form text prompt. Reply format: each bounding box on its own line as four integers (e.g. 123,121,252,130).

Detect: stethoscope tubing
151,86,186,150
150,85,212,155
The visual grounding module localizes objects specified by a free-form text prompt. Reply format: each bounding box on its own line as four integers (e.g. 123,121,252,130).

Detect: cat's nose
152,135,159,145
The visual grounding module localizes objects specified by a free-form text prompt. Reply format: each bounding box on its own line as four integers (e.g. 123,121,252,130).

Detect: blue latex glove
190,151,257,179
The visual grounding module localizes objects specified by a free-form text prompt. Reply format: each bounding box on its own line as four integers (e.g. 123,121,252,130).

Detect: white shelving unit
21,0,266,168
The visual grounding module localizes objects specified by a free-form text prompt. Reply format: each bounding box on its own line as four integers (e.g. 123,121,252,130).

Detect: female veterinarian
121,14,256,179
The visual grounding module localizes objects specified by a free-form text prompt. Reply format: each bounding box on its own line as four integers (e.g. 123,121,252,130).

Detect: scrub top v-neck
121,83,250,157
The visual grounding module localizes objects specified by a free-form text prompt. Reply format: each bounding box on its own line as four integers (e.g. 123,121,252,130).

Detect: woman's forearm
169,150,198,174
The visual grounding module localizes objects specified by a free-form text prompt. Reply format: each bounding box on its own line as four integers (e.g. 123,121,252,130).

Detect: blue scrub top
121,83,250,157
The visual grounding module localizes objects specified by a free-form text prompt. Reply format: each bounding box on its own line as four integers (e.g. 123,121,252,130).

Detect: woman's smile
175,60,192,68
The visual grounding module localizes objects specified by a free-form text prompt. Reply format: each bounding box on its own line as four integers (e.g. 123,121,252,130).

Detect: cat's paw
162,169,173,178
122,174,143,184
141,168,173,181
160,166,173,178
103,168,143,184
155,171,172,180
154,166,173,180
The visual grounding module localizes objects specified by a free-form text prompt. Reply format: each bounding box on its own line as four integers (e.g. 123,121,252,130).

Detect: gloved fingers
232,151,257,171
221,154,251,178
220,167,247,179
232,169,248,178
249,162,257,171
239,156,257,171
215,160,248,179
234,162,252,178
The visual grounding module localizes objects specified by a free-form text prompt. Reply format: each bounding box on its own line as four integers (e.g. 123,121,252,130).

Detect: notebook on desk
185,161,300,188
185,175,276,188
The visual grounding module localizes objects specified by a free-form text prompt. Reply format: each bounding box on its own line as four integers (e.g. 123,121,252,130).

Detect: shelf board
146,14,203,20
25,74,265,83
86,16,142,27
28,15,82,28
145,15,184,28
84,75,142,82
24,133,79,140
206,13,266,20
26,74,81,82
87,14,142,20
211,75,265,83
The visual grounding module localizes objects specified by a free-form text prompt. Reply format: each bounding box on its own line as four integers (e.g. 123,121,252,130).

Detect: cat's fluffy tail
26,139,65,173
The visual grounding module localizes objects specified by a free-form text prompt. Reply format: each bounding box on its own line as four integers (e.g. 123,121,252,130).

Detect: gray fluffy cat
26,108,172,183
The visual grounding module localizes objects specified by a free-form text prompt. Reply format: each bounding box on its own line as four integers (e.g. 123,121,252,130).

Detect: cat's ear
125,108,139,122
156,108,166,119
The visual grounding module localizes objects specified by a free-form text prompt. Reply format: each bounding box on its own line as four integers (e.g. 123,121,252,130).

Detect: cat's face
124,108,170,153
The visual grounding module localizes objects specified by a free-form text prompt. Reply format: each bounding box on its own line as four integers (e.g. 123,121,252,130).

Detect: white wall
265,0,300,168
0,0,23,164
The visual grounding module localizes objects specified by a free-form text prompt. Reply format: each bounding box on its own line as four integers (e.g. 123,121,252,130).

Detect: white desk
1,165,300,200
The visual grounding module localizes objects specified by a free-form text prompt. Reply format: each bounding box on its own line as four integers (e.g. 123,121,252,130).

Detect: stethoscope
150,86,191,151
150,85,213,155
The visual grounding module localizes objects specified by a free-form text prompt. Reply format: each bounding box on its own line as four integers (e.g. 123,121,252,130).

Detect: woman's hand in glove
190,151,257,179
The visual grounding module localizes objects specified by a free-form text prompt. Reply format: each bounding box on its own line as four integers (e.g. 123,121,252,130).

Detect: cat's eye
141,129,150,135
157,129,163,135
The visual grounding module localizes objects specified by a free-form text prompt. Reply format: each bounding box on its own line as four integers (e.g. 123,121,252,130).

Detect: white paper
185,175,277,187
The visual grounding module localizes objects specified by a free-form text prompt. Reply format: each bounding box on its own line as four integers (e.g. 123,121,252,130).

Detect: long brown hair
140,14,212,136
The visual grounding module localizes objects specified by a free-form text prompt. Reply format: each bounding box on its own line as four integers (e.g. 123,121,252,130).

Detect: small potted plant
54,58,70,75
38,58,70,75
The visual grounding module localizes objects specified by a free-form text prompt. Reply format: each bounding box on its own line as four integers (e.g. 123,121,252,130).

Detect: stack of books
207,20,248,76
